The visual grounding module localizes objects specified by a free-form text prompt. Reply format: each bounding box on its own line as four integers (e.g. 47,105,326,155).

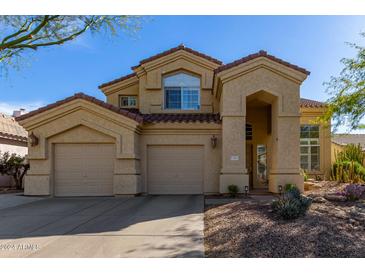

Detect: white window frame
119,95,137,108
300,125,320,172
163,73,201,110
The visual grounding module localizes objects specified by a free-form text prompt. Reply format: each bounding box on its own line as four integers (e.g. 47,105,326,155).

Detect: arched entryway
246,90,277,191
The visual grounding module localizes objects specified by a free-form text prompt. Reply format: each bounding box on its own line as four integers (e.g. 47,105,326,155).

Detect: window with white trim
119,96,137,108
300,125,320,171
163,73,200,110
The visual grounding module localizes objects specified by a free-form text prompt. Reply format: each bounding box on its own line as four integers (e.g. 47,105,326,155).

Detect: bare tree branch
0,15,143,74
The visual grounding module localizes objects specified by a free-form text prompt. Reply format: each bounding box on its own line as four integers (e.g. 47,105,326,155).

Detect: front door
256,144,268,189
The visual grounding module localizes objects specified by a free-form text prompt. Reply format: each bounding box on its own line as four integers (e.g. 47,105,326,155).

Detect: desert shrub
300,169,308,181
272,185,312,220
227,184,239,197
284,183,299,194
331,161,365,183
0,151,29,189
335,143,365,164
340,184,365,201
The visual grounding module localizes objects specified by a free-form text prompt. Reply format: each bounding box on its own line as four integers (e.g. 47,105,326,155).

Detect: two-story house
16,45,331,196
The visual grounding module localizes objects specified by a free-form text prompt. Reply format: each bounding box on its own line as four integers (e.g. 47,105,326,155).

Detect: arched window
163,73,200,110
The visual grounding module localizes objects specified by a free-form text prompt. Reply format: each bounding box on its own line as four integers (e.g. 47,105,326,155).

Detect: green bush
335,143,365,164
227,184,239,197
284,183,297,193
331,160,365,183
271,185,312,220
300,169,308,181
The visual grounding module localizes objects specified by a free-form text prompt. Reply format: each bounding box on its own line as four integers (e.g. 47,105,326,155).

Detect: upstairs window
120,96,137,108
300,125,320,171
163,73,200,110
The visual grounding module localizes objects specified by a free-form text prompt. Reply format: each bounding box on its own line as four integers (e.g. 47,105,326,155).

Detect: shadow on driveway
0,195,204,258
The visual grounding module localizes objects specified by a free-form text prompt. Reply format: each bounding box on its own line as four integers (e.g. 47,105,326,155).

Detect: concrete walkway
0,195,204,258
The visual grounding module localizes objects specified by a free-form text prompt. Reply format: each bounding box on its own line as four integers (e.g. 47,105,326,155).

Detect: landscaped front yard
204,182,365,257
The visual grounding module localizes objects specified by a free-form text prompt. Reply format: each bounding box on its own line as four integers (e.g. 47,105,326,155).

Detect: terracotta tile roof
131,44,222,70
0,113,27,142
332,134,365,150
143,112,221,124
15,93,221,124
98,72,137,89
300,98,326,108
99,47,310,89
215,50,310,75
15,93,144,124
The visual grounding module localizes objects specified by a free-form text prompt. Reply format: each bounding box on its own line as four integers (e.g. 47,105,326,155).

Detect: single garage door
54,143,114,196
147,145,204,194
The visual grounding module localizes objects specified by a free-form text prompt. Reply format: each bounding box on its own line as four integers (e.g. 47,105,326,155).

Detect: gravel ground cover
205,183,365,257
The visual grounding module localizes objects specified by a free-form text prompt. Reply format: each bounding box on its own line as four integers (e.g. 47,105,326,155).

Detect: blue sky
0,16,364,131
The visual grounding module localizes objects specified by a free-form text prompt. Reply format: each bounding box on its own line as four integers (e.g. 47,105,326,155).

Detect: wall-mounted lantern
28,132,39,147
278,185,283,196
244,185,249,196
211,135,218,148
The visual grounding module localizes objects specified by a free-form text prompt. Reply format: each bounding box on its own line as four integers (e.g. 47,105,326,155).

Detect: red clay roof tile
15,93,144,123
215,50,310,75
98,47,310,89
98,72,137,89
15,93,221,124
142,112,221,124
300,98,326,108
131,44,222,70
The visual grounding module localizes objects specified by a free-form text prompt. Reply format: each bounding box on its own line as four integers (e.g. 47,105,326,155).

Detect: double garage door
53,144,204,196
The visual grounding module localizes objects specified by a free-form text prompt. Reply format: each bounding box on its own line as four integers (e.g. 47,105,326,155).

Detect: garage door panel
54,144,114,196
147,145,204,194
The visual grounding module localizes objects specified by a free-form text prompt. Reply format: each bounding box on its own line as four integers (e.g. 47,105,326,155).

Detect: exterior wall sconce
244,185,249,196
28,132,39,147
211,135,218,148
278,185,283,195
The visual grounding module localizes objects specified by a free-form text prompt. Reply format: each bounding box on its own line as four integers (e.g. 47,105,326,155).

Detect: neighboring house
331,134,365,164
16,45,331,196
0,110,28,187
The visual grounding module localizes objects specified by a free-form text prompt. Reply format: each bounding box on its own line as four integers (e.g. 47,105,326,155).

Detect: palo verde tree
320,32,365,131
0,15,142,73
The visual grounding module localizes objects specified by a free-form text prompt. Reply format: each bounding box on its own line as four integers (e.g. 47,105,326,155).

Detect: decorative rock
324,194,347,202
312,197,327,203
334,211,348,219
304,182,322,191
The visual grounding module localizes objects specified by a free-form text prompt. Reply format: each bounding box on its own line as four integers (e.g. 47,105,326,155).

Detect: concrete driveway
0,195,204,258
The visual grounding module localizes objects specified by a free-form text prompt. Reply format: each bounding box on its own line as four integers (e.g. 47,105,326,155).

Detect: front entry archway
245,91,275,191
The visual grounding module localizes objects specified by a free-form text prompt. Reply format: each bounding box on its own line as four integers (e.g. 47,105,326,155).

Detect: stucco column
113,131,142,195
269,108,303,192
219,115,249,193
219,83,250,193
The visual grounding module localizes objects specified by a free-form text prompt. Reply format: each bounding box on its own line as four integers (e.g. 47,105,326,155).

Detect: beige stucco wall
19,51,334,196
0,138,28,156
19,99,141,196
216,58,307,193
106,81,139,108
331,142,343,164
102,50,220,114
140,123,221,193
